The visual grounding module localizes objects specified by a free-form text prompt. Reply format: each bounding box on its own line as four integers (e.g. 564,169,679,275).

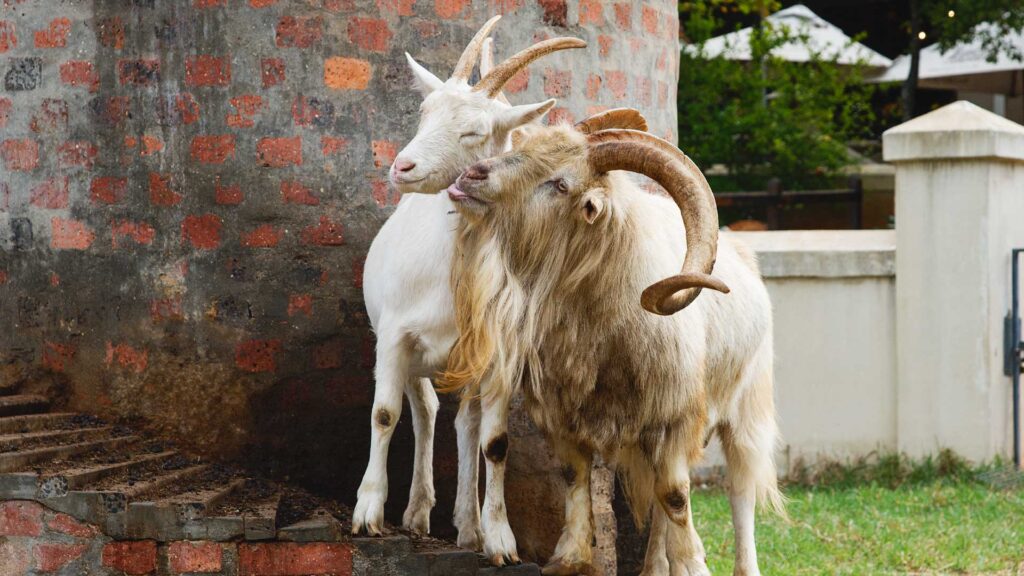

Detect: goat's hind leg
353,337,409,535
479,389,519,565
542,440,594,576
654,439,710,576
403,377,439,534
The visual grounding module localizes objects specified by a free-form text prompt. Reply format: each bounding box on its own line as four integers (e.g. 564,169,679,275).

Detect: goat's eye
554,179,569,194
460,132,484,142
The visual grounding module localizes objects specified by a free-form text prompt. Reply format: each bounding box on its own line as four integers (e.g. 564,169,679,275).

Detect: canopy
686,4,892,69
870,25,1024,94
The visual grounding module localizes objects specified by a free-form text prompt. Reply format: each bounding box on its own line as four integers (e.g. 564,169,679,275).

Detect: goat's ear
579,188,606,225
498,99,556,131
405,53,444,95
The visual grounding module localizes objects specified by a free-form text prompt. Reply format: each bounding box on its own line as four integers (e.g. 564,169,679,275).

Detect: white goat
354,16,587,558
443,125,784,576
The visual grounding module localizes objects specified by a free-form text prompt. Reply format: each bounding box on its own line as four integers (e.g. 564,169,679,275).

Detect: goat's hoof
456,527,484,552
401,500,433,535
482,519,518,566
351,492,386,536
675,557,711,576
542,559,593,575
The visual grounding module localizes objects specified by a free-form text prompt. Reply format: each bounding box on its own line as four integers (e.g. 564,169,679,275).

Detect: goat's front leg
402,377,439,534
542,440,594,576
453,396,483,550
654,442,710,576
479,388,518,565
353,338,408,535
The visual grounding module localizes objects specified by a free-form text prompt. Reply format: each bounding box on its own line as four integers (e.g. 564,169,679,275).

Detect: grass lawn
692,465,1024,575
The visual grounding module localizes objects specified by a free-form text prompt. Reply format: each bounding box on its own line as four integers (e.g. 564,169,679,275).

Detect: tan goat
443,124,784,576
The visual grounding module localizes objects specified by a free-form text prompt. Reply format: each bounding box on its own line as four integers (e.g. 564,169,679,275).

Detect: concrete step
0,394,49,417
0,412,79,434
0,435,137,473
37,450,178,498
0,426,112,452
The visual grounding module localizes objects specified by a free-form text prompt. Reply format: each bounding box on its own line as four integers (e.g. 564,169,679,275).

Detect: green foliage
923,0,1024,62
678,3,875,191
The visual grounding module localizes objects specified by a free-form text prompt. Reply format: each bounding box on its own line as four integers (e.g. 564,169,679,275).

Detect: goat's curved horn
575,108,649,134
452,15,502,83
587,130,728,315
474,37,586,98
481,38,510,105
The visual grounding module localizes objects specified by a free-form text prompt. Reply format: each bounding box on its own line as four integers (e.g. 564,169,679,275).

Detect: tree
678,1,876,191
902,1,1024,120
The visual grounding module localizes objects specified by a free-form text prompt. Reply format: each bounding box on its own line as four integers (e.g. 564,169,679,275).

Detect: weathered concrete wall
0,0,679,542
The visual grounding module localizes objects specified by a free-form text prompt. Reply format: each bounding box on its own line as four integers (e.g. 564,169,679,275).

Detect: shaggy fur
446,125,783,576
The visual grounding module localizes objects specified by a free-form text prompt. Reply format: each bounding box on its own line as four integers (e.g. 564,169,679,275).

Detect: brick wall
0,0,678,538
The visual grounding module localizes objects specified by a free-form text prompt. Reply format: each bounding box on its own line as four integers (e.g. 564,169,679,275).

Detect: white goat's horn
575,108,649,134
474,37,586,98
586,129,728,315
451,15,502,83
481,37,510,105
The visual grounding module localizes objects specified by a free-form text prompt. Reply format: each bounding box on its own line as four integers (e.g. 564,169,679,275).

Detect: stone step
37,450,178,498
0,381,19,396
0,435,137,473
123,464,208,500
0,426,112,452
0,394,49,417
0,412,79,434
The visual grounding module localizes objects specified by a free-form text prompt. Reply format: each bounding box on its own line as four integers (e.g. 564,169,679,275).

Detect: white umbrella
870,24,1024,94
685,4,892,69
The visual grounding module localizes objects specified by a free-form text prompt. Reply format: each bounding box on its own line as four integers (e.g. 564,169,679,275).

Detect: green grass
692,455,1024,575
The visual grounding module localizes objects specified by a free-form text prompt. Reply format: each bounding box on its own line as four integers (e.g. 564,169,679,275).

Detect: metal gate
1005,248,1024,468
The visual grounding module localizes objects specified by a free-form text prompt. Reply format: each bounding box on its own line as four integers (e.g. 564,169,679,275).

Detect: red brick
30,177,69,209
0,502,43,536
435,0,468,19
50,273,60,287
169,541,222,574
547,107,574,125
324,57,371,90
261,58,286,88
613,2,631,29
150,173,183,206
227,94,263,128
543,68,571,97
91,176,127,204
302,216,344,246
215,180,244,205
606,70,627,100
585,73,601,100
111,220,155,248
314,339,343,369
0,20,16,53
102,541,157,575
35,543,86,572
629,36,645,55
238,542,352,576
371,179,397,207
51,217,96,250
1,139,39,171
98,16,124,49
42,342,75,372
182,214,222,249
34,17,71,48
0,97,10,127
348,17,392,52
292,95,335,127
322,136,348,156
250,0,278,6
241,224,282,248
30,99,69,133
281,180,320,205
0,270,7,285
194,0,226,6
325,0,356,10
235,339,282,373
641,5,659,35
167,93,200,125
276,15,322,48
371,140,397,169
635,75,651,106
578,0,602,25
597,34,613,57
118,59,160,85
288,294,313,317
191,135,236,164
150,297,184,322
130,134,164,156
186,55,231,87
376,0,414,15
257,137,302,167
658,80,668,106
59,140,97,168
413,20,439,38
352,257,364,289
60,60,99,92
47,513,97,538
504,67,529,93
105,342,148,373
538,0,567,26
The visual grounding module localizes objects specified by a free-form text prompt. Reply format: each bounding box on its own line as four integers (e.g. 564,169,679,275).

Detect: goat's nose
464,164,489,180
394,159,416,173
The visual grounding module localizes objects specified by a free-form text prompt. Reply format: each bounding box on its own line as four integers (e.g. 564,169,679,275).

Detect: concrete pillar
884,100,1024,462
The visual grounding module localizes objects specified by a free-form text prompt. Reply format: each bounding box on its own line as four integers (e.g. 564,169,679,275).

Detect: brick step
0,412,80,434
0,381,19,396
37,450,179,498
0,426,112,452
0,394,49,417
0,435,137,473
